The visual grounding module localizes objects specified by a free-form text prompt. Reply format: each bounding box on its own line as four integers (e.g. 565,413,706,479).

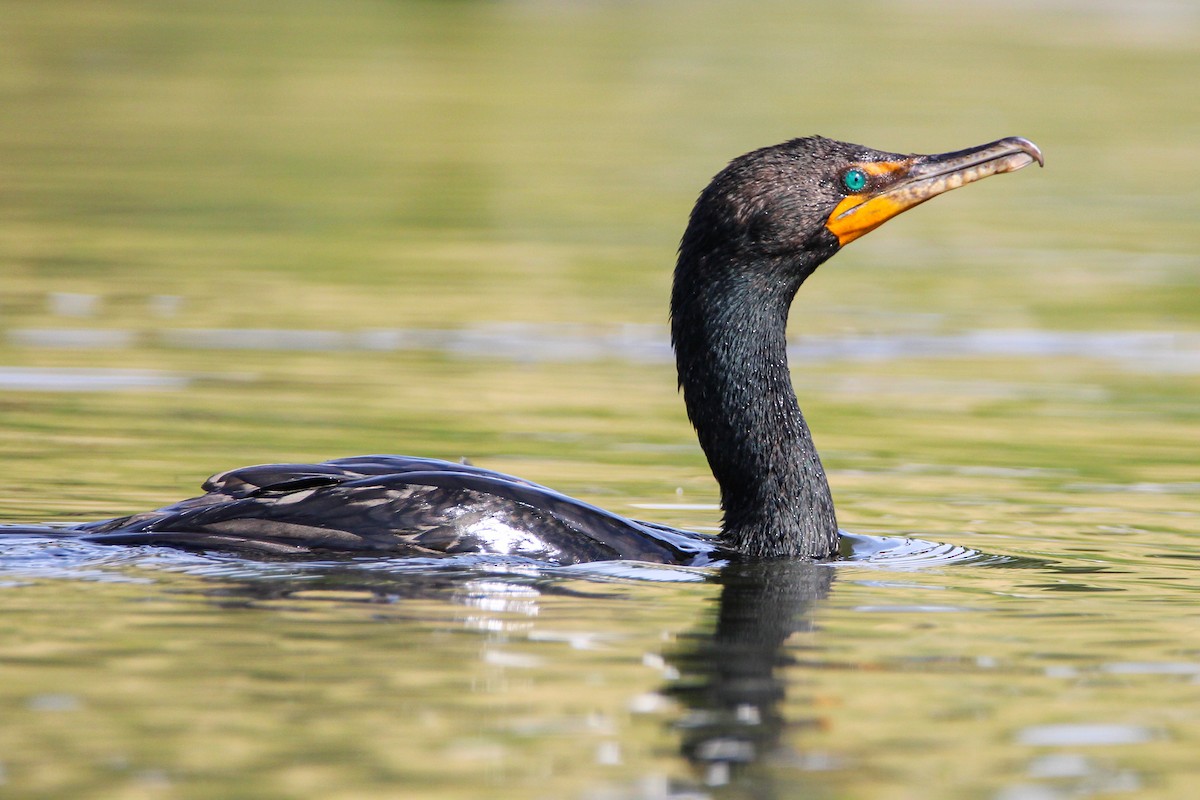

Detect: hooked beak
825,136,1043,246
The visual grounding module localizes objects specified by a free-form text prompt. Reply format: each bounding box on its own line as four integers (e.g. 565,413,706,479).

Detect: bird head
681,135,1043,276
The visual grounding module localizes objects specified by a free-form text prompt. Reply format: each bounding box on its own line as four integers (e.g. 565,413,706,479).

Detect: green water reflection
2,1,1199,798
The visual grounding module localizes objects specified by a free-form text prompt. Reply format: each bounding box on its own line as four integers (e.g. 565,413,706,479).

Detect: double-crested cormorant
20,136,1042,564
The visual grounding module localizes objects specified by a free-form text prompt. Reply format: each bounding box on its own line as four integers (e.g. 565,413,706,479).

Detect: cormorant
18,136,1042,564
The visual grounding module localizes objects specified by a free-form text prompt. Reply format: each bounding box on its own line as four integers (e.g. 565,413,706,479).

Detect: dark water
2,1,1199,798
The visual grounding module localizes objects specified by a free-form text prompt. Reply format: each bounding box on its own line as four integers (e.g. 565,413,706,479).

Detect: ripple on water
0,535,155,584
0,367,189,391
0,527,1028,591
1016,723,1159,747
838,531,1018,569
9,325,1200,373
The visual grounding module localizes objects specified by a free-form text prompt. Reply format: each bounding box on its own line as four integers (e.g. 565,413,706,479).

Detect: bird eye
842,168,867,193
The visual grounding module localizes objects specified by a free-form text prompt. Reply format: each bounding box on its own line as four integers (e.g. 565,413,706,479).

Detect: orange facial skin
825,138,1043,246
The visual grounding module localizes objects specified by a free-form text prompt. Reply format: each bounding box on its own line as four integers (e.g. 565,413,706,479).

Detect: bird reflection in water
667,560,836,795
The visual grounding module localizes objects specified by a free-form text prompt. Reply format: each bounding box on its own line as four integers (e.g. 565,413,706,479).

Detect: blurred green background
2,0,1198,528
1,0,1198,526
4,0,1197,332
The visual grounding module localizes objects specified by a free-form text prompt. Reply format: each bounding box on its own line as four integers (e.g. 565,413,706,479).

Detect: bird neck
671,251,839,559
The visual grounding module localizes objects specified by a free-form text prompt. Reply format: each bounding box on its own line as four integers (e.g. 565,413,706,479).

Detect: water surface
1,1,1199,798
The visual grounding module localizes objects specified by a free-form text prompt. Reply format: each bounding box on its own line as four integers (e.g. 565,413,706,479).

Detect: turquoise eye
842,168,867,192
